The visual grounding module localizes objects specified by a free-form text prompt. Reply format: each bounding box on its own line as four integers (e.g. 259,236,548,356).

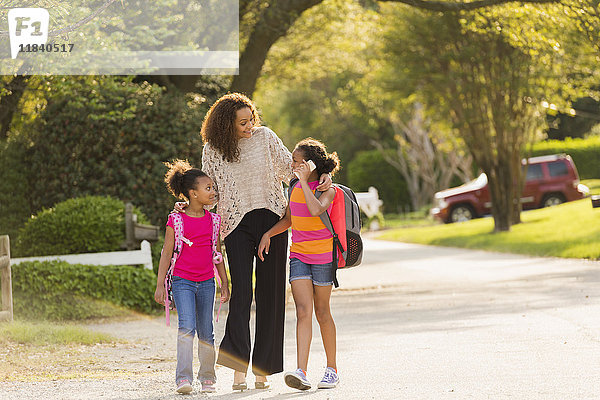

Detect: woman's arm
154,226,175,305
258,206,291,261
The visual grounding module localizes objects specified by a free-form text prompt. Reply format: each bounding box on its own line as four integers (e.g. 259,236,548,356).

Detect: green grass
382,212,437,229
0,321,114,346
378,180,600,260
583,179,600,194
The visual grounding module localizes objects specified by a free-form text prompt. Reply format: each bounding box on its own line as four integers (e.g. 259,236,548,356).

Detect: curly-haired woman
178,93,331,390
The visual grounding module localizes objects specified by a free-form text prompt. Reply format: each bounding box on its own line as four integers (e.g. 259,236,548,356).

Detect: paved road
3,239,600,399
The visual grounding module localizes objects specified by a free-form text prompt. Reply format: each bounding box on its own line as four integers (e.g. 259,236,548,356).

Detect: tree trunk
487,169,512,232
230,0,323,95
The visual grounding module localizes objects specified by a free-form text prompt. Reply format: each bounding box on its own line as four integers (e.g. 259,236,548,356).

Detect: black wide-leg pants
217,208,288,376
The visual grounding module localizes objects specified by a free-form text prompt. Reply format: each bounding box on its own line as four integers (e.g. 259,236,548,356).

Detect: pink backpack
163,211,223,326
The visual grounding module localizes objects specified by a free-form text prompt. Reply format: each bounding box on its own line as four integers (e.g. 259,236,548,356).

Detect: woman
179,93,331,389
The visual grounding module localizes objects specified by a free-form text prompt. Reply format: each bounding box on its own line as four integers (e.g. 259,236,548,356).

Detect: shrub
530,136,600,179
12,260,160,320
348,150,411,213
13,195,149,257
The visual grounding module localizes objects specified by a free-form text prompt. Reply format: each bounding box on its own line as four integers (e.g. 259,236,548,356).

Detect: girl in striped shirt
258,138,340,391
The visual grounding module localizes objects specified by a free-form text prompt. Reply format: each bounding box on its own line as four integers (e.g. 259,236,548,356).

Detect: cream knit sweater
201,126,294,238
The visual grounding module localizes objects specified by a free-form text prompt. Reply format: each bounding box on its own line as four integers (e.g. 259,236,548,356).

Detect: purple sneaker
317,367,339,389
284,368,311,390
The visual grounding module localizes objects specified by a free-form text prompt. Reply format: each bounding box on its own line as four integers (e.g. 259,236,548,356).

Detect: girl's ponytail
164,159,207,200
322,152,340,176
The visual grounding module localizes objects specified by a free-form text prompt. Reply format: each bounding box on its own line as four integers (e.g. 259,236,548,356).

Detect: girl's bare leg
291,279,314,371
313,284,336,369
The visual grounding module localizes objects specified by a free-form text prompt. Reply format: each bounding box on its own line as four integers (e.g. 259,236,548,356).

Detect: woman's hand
154,285,166,305
257,233,271,261
173,202,188,213
220,286,230,303
316,172,332,191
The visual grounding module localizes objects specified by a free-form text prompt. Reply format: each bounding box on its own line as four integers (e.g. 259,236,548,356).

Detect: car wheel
449,205,475,223
542,194,564,208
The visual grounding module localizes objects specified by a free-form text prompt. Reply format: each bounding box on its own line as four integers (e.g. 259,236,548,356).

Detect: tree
371,103,473,211
383,5,597,231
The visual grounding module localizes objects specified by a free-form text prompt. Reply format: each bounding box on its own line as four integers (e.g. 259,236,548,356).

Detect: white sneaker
317,367,339,389
284,368,311,390
176,379,193,394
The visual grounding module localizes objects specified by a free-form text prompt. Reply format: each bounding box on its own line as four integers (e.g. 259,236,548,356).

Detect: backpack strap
288,178,299,200
210,212,223,288
209,212,225,321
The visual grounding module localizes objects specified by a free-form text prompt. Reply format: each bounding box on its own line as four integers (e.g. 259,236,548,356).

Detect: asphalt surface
3,238,600,399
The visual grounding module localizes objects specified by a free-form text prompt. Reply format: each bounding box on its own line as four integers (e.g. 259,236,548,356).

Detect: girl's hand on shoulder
173,202,188,213
257,233,271,261
154,286,166,305
220,286,230,303
316,173,332,191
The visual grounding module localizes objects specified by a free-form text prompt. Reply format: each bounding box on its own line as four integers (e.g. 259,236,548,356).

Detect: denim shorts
289,258,334,286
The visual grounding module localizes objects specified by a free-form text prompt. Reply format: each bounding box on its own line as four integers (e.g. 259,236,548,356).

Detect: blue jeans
171,276,216,384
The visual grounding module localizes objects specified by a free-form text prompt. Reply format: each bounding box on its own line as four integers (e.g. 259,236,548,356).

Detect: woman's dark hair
294,137,340,177
201,92,261,162
164,159,207,200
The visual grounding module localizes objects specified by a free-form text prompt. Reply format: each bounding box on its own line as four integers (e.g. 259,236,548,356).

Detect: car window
548,161,568,177
525,164,544,181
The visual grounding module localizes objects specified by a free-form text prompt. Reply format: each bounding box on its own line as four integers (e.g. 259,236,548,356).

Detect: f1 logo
8,8,49,59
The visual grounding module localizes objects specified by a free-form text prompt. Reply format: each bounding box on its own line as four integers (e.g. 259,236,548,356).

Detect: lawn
378,180,600,260
0,321,118,381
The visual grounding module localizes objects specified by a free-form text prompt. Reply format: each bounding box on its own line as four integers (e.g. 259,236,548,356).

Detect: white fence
11,240,153,270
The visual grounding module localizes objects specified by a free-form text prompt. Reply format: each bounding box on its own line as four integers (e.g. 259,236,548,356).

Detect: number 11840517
18,43,74,53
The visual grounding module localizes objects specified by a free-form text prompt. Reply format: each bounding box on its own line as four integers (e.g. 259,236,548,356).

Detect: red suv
431,154,590,223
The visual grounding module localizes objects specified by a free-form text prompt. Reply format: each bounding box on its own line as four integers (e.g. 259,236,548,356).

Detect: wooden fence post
0,235,13,322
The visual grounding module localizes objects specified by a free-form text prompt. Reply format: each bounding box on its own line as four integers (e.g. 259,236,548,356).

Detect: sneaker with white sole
284,368,311,390
317,367,339,389
201,380,216,393
176,379,193,394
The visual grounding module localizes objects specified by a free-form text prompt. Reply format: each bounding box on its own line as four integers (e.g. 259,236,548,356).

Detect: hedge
530,136,600,179
13,196,149,258
11,260,160,321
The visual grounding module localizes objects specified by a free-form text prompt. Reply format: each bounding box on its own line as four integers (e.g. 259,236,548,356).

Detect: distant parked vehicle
431,154,590,223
